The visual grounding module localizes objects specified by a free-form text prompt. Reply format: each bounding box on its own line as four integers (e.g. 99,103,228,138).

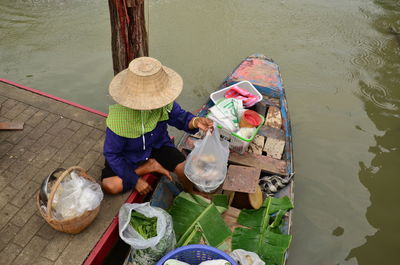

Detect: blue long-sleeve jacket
103,102,197,191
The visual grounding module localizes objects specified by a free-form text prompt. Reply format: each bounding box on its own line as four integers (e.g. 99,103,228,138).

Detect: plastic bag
119,203,176,265
184,127,229,193
208,98,244,132
52,171,103,219
229,249,265,265
236,127,256,140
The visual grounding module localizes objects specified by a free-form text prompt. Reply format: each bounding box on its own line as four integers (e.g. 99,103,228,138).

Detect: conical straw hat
109,57,183,110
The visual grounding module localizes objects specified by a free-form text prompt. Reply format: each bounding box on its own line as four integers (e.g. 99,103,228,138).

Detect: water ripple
359,81,398,111
346,70,361,82
351,50,385,67
0,2,40,26
358,7,373,20
369,38,387,53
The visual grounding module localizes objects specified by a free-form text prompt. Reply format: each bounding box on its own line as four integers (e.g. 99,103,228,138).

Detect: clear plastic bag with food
184,126,230,193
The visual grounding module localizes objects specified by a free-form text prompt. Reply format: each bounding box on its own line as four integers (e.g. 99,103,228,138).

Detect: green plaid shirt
106,103,173,138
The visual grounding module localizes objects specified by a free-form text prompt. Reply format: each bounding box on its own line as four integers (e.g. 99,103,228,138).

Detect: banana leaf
232,196,294,265
212,194,229,213
169,192,231,247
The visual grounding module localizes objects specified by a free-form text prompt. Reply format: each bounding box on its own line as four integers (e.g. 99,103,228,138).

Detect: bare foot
145,159,172,180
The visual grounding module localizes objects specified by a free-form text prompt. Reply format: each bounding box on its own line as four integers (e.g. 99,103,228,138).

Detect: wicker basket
36,166,101,234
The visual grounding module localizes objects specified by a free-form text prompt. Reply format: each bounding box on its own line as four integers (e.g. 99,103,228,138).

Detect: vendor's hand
191,117,214,132
135,177,152,195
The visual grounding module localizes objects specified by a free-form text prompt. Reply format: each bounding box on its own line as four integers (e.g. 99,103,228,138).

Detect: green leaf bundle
231,196,294,265
169,192,231,247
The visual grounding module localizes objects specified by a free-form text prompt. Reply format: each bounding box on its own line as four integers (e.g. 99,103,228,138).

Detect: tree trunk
108,0,149,75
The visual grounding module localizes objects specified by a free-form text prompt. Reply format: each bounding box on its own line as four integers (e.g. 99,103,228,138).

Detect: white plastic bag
52,171,103,219
230,249,265,265
119,203,176,265
184,127,229,193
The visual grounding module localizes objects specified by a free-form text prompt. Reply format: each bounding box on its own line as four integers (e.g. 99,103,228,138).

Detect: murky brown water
1,0,399,264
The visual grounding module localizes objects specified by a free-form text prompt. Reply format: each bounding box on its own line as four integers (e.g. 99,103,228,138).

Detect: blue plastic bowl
156,245,238,265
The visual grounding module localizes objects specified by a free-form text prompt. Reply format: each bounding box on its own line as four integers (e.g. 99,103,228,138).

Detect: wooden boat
177,53,294,264
84,54,294,265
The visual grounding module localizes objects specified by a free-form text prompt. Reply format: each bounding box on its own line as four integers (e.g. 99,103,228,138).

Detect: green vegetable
130,211,158,239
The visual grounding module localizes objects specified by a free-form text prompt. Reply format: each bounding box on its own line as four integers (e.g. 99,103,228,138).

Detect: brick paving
0,82,130,265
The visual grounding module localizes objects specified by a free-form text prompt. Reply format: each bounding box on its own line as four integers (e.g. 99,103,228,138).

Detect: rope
259,175,291,197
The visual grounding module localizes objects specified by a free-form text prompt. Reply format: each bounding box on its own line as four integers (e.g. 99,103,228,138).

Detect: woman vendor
101,57,213,195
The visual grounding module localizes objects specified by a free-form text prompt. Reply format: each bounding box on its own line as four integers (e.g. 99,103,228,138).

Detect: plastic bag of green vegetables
119,203,176,265
130,211,158,239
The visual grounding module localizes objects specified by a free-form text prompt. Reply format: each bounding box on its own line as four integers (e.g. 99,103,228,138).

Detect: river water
1,0,399,264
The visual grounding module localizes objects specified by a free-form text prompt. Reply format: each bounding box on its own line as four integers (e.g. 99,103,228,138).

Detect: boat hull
178,53,294,264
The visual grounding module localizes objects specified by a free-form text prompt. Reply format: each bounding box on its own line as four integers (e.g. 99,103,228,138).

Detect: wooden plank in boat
258,125,285,141
229,151,287,176
265,106,282,129
222,206,243,251
223,190,236,206
254,100,268,117
223,165,261,193
248,135,265,155
222,206,241,231
262,95,280,107
0,122,24,130
263,138,285,159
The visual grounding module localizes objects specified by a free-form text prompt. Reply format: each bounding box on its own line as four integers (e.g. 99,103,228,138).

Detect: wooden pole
108,0,149,75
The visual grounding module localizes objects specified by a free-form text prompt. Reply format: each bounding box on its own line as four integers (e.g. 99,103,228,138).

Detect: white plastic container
210,80,263,106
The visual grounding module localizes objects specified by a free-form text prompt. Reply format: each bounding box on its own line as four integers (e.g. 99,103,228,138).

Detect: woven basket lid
109,57,183,110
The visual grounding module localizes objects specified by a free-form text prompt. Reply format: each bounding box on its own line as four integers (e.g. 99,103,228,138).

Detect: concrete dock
0,81,129,265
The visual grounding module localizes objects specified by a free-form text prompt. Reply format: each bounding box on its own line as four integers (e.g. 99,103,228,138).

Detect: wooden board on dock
0,121,24,130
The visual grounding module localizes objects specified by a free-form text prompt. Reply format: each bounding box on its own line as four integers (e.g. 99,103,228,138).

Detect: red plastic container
240,110,262,128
